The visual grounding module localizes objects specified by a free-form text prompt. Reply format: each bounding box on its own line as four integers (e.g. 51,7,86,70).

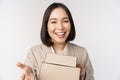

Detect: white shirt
50,43,68,55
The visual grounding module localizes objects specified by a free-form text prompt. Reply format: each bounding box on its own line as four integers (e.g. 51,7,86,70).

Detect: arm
16,62,35,80
83,48,95,80
76,64,86,80
76,47,94,80
17,48,38,80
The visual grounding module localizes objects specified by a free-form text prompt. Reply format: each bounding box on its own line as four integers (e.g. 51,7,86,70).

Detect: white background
0,0,120,80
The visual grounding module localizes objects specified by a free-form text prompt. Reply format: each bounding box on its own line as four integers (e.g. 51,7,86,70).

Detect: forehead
49,7,69,19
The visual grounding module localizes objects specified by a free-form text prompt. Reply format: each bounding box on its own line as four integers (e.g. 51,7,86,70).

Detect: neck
53,42,66,54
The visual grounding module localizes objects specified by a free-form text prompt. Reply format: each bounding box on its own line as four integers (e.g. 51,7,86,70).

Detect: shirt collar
50,43,68,55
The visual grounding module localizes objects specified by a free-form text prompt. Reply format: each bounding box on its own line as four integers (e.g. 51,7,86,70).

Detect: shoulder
27,44,43,57
26,44,44,56
30,44,49,51
30,44,42,50
26,44,50,62
67,42,88,59
68,42,90,65
29,44,51,57
68,42,87,51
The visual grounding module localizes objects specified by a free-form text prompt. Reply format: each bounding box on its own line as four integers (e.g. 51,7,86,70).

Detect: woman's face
47,7,71,44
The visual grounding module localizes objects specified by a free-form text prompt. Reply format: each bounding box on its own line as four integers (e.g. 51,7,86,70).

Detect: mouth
55,32,66,36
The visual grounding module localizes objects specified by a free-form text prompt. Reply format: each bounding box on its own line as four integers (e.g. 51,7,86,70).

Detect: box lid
45,53,77,67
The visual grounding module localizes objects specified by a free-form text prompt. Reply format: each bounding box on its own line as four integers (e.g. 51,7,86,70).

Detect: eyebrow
63,17,69,20
49,18,57,21
49,17,69,21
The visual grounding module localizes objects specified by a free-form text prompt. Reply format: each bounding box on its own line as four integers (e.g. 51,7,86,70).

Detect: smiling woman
47,7,71,48
17,2,94,80
40,2,76,47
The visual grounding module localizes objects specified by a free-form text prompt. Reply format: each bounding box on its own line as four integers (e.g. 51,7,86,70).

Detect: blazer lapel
41,44,53,58
65,42,75,57
41,42,75,58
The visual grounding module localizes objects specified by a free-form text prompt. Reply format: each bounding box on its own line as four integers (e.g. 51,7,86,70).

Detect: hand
76,64,86,80
16,62,35,80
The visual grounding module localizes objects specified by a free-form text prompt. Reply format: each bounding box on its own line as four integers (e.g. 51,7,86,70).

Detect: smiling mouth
55,32,66,36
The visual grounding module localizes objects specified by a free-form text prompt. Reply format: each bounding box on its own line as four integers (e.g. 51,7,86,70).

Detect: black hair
40,2,76,47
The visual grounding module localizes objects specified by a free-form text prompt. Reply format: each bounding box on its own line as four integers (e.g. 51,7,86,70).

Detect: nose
57,22,65,30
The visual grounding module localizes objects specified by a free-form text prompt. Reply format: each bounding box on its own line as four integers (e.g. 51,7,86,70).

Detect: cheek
66,24,71,32
47,26,55,34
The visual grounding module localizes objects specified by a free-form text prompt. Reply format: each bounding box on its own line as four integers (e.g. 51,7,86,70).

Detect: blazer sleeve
24,48,39,80
83,48,95,80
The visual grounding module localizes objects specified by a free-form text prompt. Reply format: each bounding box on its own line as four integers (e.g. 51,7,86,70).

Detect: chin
58,41,66,44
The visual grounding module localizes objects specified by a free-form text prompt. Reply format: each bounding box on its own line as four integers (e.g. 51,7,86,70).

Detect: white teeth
56,32,65,35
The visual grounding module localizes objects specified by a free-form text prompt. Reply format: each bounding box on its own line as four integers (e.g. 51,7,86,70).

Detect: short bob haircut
41,2,76,47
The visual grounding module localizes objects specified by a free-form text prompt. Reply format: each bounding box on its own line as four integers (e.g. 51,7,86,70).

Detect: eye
63,19,69,23
51,21,57,24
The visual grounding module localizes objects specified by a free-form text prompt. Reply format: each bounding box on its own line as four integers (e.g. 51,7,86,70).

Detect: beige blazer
25,42,94,80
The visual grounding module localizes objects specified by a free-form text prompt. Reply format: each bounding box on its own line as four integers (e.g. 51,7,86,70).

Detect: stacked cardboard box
40,53,80,80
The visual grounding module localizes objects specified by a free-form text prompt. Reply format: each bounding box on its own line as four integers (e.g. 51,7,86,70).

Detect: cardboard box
45,53,77,67
40,53,80,80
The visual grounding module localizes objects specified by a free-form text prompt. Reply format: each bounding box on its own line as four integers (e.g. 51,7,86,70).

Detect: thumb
16,62,25,69
16,62,32,75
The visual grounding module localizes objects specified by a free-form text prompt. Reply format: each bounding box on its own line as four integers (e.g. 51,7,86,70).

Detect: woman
17,2,94,80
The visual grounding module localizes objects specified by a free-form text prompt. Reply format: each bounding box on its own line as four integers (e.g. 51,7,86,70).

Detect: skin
47,7,71,53
17,7,86,80
16,62,34,80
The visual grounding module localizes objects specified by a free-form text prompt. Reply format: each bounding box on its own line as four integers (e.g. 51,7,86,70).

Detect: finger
76,64,83,68
20,71,33,80
76,64,85,71
77,64,86,80
25,76,30,80
16,62,32,73
25,72,34,80
16,62,33,78
16,62,25,69
20,70,30,80
76,64,86,75
31,76,34,80
19,73,25,80
16,62,30,76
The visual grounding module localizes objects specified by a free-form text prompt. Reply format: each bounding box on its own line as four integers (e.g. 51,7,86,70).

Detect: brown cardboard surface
39,53,80,80
45,53,77,67
40,63,80,80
